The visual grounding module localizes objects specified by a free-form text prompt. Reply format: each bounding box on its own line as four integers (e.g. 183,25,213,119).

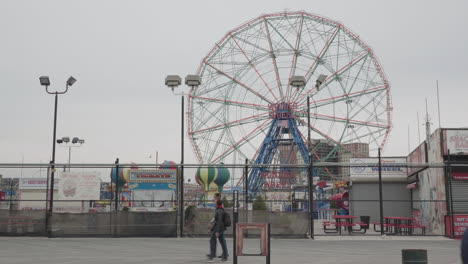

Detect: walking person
213,192,221,204
184,205,196,237
462,227,468,264
207,199,228,261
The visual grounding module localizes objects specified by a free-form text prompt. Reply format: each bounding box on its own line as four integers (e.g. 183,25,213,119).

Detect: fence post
244,159,249,210
114,158,119,212
45,161,52,237
180,164,184,237
378,148,384,236
233,190,239,264
244,159,249,238
308,153,314,239
447,150,455,238
114,158,119,237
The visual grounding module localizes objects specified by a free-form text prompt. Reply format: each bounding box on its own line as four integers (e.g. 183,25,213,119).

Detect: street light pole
68,146,72,171
307,95,314,239
180,93,185,236
165,74,201,237
39,75,76,237
290,75,326,239
57,137,85,171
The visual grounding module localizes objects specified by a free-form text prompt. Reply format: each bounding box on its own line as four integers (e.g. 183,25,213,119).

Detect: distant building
338,143,369,181
310,139,339,181
0,176,19,209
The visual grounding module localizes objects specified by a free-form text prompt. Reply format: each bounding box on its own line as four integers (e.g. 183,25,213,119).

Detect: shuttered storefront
449,180,468,213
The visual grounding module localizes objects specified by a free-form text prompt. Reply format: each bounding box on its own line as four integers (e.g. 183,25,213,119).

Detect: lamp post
39,75,77,236
165,74,201,237
290,74,327,239
57,136,85,171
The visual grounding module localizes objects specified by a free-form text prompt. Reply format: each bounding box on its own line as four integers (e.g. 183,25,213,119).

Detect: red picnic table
374,217,426,235
332,215,357,235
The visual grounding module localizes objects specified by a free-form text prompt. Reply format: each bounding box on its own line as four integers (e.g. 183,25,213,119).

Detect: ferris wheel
187,11,392,190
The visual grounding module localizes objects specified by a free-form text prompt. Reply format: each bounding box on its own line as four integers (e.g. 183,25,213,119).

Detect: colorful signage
128,182,176,190
128,169,177,183
445,215,468,237
333,180,347,188
19,178,58,190
350,157,407,182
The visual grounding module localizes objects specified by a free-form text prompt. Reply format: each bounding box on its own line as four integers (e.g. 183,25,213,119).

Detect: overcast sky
1,0,467,178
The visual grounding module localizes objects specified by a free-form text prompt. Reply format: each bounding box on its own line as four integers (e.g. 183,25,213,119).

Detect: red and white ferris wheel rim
188,11,392,164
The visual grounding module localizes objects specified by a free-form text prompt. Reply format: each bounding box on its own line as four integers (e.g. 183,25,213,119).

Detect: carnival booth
110,161,178,212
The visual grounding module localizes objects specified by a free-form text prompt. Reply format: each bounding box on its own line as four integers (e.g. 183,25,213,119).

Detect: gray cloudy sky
1,0,467,177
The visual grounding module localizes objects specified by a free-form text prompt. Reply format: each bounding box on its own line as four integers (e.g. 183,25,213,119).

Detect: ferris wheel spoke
231,33,271,54
342,126,387,145
364,124,383,147
285,14,304,101
294,110,388,129
348,89,386,122
304,26,340,82
298,51,369,102
204,61,274,105
211,119,272,163
230,33,279,101
345,54,369,94
264,18,284,99
190,95,269,111
265,19,296,50
295,85,387,111
190,112,270,135
296,116,365,157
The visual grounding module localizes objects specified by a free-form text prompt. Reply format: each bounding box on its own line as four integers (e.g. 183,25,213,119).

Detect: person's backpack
223,211,232,227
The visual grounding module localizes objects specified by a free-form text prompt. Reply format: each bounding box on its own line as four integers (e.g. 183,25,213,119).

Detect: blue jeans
210,230,228,258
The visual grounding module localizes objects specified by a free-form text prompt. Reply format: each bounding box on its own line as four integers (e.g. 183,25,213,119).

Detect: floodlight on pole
289,76,306,90
57,136,85,172
185,75,201,87
315,74,327,90
165,75,182,91
39,76,50,87
66,76,77,87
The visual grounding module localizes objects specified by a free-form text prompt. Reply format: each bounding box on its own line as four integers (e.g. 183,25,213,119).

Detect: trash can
360,216,370,230
402,249,427,264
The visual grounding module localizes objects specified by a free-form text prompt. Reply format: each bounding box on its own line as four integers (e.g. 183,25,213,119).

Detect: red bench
322,221,338,233
397,224,427,235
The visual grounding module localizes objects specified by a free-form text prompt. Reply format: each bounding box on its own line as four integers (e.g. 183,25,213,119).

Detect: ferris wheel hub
268,102,297,120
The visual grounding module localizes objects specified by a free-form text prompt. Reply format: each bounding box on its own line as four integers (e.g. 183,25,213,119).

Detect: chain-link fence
0,160,467,238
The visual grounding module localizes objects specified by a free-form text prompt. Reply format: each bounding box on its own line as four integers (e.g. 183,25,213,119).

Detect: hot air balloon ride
213,167,230,193
159,160,177,170
195,165,230,206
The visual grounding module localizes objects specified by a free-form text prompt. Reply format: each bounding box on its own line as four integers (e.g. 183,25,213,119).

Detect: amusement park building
338,143,370,181
347,128,468,236
407,128,468,236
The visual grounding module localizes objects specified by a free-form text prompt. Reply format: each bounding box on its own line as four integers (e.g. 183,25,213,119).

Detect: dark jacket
212,207,226,233
462,228,468,264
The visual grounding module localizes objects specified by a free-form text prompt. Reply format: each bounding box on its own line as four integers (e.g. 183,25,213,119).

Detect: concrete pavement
0,236,462,264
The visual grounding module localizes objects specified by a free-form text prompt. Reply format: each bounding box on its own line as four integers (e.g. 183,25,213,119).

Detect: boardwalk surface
0,236,462,264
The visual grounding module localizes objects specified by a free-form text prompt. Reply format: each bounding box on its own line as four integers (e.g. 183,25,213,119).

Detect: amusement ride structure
187,11,392,196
